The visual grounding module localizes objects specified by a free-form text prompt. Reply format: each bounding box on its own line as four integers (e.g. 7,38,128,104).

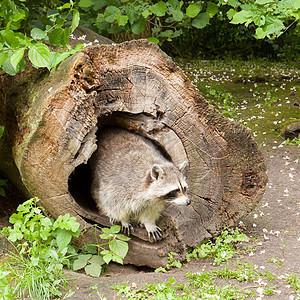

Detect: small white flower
260,250,266,254
131,282,137,288
48,87,53,93
254,214,258,219
260,266,265,269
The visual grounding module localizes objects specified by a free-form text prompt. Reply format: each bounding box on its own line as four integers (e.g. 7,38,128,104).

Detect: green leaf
4,31,20,48
115,14,129,26
131,19,146,34
85,263,102,277
151,1,167,17
147,37,160,44
109,225,121,234
10,48,25,69
142,9,151,18
228,0,241,8
0,126,4,139
90,255,105,265
226,8,236,20
28,43,51,68
206,2,219,17
102,252,112,264
186,4,201,18
0,51,9,67
255,0,273,4
56,228,72,251
2,58,18,75
172,9,184,21
48,28,65,46
109,239,129,258
191,13,210,29
104,6,120,23
230,10,252,24
73,258,88,271
31,28,47,40
128,10,139,25
295,0,300,9
79,0,94,8
71,9,80,33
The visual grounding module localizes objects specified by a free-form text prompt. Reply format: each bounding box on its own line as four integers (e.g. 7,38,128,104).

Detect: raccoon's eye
183,186,187,193
165,189,180,199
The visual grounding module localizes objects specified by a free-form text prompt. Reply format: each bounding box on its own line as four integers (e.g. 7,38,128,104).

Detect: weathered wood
0,31,267,267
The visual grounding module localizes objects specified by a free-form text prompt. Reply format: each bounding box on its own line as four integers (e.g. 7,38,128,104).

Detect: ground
0,59,299,299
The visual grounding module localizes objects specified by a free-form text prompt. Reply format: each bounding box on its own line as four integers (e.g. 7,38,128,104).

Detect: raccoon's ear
178,161,188,174
151,164,164,180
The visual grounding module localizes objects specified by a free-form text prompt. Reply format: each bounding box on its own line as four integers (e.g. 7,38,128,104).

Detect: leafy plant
225,0,300,39
155,251,182,273
1,197,80,299
0,269,13,300
186,228,249,265
285,273,300,295
72,225,130,277
283,137,300,146
0,0,83,75
0,197,131,298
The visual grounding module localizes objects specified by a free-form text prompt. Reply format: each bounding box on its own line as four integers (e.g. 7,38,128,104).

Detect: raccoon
90,127,190,242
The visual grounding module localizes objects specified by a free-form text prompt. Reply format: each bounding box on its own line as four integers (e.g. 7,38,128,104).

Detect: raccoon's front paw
146,225,163,242
121,222,134,236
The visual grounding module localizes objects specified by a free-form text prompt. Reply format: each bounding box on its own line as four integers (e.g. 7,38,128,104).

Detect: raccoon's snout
170,196,191,206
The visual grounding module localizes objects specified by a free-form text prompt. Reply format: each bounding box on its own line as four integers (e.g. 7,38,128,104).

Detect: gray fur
90,127,190,242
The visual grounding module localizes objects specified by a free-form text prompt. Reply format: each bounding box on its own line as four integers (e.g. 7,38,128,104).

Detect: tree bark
0,30,267,268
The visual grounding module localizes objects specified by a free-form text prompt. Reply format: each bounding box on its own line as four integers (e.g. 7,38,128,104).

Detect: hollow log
0,31,267,268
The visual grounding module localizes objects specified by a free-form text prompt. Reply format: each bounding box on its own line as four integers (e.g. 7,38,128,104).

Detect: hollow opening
68,112,175,216
68,163,99,214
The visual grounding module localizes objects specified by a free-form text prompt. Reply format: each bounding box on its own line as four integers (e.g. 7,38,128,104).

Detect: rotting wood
0,29,267,268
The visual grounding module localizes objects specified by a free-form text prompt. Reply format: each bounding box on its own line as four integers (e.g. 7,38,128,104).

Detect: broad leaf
115,14,129,26
151,1,167,17
172,9,184,21
28,43,51,68
230,10,252,24
147,37,160,44
206,2,219,17
186,4,201,18
10,48,25,69
85,263,102,277
71,9,80,33
31,28,47,40
255,0,273,4
56,228,72,251
109,239,129,258
192,13,210,29
79,0,94,8
228,0,241,8
90,255,105,265
131,19,146,34
73,258,88,271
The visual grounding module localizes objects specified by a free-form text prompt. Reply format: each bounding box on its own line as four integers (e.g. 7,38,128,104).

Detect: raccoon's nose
186,199,191,205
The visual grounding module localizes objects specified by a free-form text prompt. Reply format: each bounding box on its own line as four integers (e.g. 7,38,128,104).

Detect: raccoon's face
146,161,191,206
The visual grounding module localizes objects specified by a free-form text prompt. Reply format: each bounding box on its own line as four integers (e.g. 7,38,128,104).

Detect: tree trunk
0,30,267,268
